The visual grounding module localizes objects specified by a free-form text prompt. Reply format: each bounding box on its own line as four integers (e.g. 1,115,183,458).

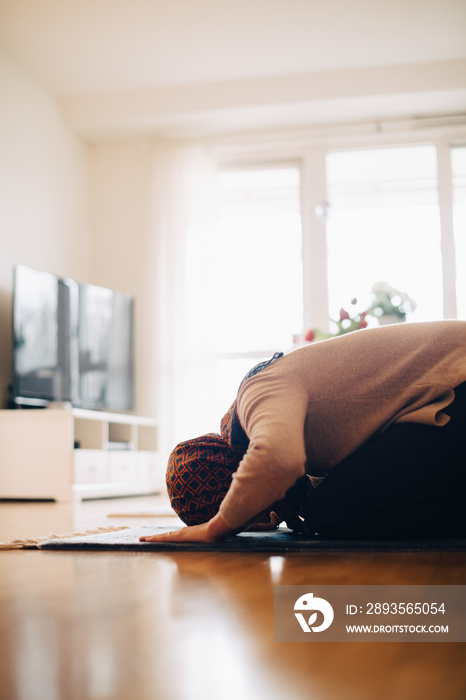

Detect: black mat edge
38,527,466,552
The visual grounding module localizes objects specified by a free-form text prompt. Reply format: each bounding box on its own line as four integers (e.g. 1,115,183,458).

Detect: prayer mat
37,526,466,552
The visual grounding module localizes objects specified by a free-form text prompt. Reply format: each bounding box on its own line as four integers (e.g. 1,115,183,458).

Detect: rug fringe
0,525,130,550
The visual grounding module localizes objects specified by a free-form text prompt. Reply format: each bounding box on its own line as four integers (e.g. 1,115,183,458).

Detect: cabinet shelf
0,408,163,501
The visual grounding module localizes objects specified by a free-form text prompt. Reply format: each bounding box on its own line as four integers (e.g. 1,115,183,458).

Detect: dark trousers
304,382,466,539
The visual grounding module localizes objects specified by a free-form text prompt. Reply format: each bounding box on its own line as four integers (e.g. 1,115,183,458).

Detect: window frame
213,119,466,329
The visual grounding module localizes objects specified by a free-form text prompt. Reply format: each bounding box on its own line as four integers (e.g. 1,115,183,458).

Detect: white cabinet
74,450,109,484
108,451,139,483
0,408,161,501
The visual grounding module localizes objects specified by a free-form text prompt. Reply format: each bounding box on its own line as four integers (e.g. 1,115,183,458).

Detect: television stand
45,401,74,410
0,408,161,502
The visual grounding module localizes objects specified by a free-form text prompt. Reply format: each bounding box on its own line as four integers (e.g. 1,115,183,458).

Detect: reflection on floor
1,494,465,700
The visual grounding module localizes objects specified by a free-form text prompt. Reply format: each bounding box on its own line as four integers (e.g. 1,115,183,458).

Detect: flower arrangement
367,281,417,321
303,282,416,343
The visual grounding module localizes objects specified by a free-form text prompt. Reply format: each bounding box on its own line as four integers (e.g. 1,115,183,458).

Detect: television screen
12,265,78,406
76,283,134,411
12,266,135,412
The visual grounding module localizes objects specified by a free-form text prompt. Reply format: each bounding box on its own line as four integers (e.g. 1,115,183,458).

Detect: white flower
369,281,417,316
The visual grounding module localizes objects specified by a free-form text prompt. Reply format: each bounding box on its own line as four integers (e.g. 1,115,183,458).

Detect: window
178,132,466,439
452,145,466,319
325,145,443,323
209,165,302,418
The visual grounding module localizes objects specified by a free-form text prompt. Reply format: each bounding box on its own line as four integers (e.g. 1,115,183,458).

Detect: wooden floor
1,495,465,700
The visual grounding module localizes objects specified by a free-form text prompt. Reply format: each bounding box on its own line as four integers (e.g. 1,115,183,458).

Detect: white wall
0,53,91,408
88,141,158,418
0,52,162,418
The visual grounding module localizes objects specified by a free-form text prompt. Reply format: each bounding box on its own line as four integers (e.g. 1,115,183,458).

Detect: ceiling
1,0,466,138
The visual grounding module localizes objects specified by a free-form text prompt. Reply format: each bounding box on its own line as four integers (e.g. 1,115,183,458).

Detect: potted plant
302,282,416,343
367,282,417,325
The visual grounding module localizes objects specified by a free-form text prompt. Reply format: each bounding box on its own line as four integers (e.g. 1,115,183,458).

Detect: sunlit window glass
452,145,466,319
326,145,443,323
210,166,303,415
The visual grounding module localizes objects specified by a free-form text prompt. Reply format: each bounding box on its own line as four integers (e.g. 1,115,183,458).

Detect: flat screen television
12,265,135,412
78,283,134,411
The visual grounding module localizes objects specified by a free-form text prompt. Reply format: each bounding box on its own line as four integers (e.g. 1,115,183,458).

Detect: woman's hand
139,513,236,544
246,510,281,531
138,509,283,544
